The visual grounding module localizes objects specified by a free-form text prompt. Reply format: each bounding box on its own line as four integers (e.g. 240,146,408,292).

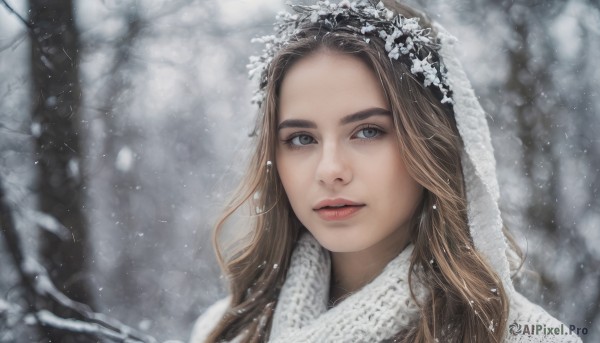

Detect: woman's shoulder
189,296,230,343
505,290,582,342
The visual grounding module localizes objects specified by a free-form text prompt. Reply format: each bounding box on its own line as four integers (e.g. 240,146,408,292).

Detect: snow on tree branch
0,175,172,342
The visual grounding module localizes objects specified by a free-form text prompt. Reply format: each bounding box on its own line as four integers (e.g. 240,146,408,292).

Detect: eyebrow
277,107,392,131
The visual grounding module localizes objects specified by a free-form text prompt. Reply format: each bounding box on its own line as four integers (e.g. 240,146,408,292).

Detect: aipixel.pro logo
509,321,588,337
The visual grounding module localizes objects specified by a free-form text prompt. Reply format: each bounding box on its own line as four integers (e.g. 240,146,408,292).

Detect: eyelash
281,125,385,150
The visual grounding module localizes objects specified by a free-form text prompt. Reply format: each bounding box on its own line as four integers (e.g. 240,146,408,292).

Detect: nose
315,141,352,187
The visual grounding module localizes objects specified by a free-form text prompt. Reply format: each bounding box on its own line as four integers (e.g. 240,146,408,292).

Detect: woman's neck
328,229,411,307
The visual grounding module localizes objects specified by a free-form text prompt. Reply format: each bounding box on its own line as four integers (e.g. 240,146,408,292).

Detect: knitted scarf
268,232,428,342
189,231,581,343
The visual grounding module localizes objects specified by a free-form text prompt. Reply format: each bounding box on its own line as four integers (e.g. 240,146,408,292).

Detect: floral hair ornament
247,0,454,108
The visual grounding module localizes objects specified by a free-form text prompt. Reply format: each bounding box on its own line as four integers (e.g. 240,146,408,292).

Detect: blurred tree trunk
505,16,557,231
569,18,600,332
502,2,563,304
28,0,94,339
99,10,145,309
501,2,600,329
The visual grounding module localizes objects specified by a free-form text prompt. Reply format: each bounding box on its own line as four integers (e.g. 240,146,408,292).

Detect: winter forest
0,0,598,342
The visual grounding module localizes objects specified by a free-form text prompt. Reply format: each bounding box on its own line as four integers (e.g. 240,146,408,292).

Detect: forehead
278,50,389,122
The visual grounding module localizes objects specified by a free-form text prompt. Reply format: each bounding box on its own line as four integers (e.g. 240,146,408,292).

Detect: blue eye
355,127,382,139
289,134,315,146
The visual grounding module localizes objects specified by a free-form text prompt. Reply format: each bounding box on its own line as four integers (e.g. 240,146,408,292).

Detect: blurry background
0,0,598,342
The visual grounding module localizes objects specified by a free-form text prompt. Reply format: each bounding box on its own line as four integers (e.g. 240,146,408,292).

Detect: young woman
190,1,581,342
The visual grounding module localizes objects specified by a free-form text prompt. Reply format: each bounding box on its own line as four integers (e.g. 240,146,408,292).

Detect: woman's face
275,49,423,253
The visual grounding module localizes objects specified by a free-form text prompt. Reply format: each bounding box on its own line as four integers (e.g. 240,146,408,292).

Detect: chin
309,229,368,253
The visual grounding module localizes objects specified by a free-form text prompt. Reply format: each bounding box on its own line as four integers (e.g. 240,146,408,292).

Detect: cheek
275,153,304,202
392,168,423,211
372,149,422,209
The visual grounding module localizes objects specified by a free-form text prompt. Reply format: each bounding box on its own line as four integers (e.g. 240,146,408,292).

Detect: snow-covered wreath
247,0,454,107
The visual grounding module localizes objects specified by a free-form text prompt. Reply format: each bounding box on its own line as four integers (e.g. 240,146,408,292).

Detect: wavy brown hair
205,1,517,342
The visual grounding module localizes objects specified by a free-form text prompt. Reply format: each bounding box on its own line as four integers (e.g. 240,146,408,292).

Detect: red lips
313,198,365,221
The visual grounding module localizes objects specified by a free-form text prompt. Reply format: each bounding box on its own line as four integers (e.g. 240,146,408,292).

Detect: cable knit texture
189,232,582,342
190,232,425,343
269,233,427,342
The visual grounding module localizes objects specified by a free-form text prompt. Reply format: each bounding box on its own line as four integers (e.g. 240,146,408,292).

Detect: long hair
206,1,516,342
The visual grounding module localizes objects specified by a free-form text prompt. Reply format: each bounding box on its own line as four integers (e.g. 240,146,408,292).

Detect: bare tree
27,0,94,340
